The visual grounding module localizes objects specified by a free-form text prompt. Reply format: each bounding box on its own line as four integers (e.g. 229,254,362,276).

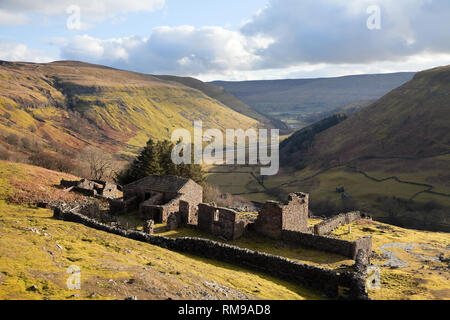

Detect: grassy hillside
310,66,450,162
157,218,450,300
1,160,448,300
279,113,348,168
154,75,290,134
0,61,259,157
0,160,321,300
212,72,415,127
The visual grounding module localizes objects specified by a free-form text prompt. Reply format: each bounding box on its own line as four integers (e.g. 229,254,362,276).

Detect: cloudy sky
1,0,449,81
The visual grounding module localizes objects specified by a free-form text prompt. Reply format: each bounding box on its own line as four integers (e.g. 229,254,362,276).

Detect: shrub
0,144,11,160
203,184,253,209
29,151,76,173
6,133,20,146
20,137,32,150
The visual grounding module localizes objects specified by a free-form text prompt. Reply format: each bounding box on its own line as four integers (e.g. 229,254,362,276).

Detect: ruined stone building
60,179,121,199
121,175,202,223
196,203,251,240
254,192,309,239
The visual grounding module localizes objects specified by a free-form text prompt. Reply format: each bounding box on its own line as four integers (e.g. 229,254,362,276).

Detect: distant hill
309,66,450,164
154,75,290,134
239,66,450,231
0,60,259,158
212,73,415,120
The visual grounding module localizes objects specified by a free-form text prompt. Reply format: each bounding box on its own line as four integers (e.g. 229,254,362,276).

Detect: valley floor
206,154,450,231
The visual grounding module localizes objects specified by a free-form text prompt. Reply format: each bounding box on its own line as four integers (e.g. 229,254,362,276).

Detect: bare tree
78,146,114,181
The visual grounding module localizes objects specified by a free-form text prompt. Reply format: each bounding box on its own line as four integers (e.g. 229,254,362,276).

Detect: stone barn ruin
196,203,251,240
254,192,309,239
121,175,203,223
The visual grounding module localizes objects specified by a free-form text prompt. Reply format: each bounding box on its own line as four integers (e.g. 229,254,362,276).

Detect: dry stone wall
281,230,372,260
60,179,120,199
314,211,362,236
53,205,368,300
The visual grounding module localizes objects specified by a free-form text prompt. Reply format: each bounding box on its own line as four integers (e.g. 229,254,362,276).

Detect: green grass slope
0,60,259,156
155,75,291,134
0,160,321,300
311,66,450,162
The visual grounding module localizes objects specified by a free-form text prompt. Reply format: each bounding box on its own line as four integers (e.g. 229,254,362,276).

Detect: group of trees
5,133,40,152
116,138,205,186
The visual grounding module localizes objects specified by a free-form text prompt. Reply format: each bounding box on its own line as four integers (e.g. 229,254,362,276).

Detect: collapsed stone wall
179,200,198,226
140,194,183,223
281,230,372,260
197,204,248,240
282,193,309,232
314,211,362,236
99,182,121,199
60,179,120,199
53,206,368,300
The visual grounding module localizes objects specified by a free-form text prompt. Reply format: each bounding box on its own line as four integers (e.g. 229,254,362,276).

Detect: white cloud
241,0,450,68
57,0,450,80
10,0,447,80
61,34,136,63
0,9,29,25
0,43,55,62
194,53,450,81
0,0,165,22
60,27,273,75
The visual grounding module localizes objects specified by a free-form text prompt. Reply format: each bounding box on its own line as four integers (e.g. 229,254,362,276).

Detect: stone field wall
53,206,369,300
